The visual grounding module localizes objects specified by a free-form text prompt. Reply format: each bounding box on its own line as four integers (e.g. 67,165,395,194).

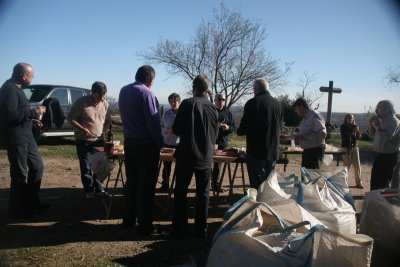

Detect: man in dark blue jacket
237,78,282,189
0,63,48,218
172,75,219,238
212,93,236,191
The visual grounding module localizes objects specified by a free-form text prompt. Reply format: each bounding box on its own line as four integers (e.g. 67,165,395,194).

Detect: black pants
172,161,211,236
7,137,44,210
161,144,176,186
371,152,399,191
123,139,159,233
301,145,325,169
212,144,225,187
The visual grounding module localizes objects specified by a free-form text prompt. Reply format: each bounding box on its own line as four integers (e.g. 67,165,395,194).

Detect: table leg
103,159,124,220
227,163,234,201
216,162,228,197
284,154,288,172
240,162,246,194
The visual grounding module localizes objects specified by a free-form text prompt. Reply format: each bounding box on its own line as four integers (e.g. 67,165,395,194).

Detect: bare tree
294,71,322,109
384,66,400,86
139,3,292,107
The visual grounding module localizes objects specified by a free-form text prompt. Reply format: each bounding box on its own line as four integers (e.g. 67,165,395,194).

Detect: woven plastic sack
258,170,356,234
89,151,115,182
207,193,373,267
359,189,400,264
207,195,321,267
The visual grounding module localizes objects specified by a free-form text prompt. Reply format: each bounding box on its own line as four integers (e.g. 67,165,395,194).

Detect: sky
0,0,399,113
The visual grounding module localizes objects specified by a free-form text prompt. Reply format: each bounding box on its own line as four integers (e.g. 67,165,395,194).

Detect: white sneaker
85,192,95,200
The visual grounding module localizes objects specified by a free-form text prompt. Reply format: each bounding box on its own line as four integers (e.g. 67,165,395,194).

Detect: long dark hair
344,113,355,125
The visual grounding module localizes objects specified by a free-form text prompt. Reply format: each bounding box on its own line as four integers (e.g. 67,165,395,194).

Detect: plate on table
214,150,226,156
222,148,240,157
161,148,175,153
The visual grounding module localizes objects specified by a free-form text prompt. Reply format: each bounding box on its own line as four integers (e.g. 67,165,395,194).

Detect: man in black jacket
0,63,48,218
237,78,282,189
212,93,236,191
172,74,219,238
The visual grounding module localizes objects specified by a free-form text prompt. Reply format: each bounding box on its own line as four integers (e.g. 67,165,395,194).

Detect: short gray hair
378,100,396,114
12,62,32,79
254,78,269,93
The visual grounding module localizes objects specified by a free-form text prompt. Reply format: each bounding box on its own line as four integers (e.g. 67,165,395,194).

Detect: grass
34,126,125,158
326,138,373,151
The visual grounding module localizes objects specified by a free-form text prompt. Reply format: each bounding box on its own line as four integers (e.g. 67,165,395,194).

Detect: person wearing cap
212,93,236,192
237,78,282,189
67,81,112,199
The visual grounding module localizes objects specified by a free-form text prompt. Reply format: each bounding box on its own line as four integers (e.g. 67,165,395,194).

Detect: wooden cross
319,81,342,125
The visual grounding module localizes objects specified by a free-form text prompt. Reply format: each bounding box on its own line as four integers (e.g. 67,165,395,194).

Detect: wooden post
319,81,342,126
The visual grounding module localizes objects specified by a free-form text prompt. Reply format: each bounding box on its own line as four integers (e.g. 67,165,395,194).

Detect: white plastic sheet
89,151,115,182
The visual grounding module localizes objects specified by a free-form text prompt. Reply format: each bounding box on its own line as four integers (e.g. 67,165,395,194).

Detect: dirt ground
0,151,375,267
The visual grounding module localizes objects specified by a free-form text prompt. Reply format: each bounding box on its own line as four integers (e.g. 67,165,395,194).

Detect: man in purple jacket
118,65,163,235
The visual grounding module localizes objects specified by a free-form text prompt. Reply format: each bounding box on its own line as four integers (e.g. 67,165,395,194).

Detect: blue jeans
7,136,44,210
246,153,275,189
75,139,104,193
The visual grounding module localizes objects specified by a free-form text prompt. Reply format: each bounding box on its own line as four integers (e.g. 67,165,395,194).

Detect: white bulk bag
258,170,356,234
208,195,321,267
359,189,400,263
207,194,373,267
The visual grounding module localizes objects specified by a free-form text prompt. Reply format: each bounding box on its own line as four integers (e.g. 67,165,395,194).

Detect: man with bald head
0,63,48,218
237,78,282,189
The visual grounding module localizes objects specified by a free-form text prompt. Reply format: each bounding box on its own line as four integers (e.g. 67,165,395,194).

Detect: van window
71,89,86,104
49,89,68,105
22,86,52,102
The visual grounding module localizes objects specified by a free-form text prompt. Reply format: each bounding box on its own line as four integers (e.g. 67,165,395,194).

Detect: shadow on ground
0,185,244,266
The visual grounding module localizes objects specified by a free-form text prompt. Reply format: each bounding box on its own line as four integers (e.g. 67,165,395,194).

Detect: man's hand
220,123,229,131
82,128,96,138
370,116,380,130
32,119,43,128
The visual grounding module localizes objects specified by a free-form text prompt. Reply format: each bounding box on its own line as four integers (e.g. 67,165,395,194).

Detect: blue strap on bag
300,167,355,210
215,198,291,243
223,194,254,220
278,173,304,204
